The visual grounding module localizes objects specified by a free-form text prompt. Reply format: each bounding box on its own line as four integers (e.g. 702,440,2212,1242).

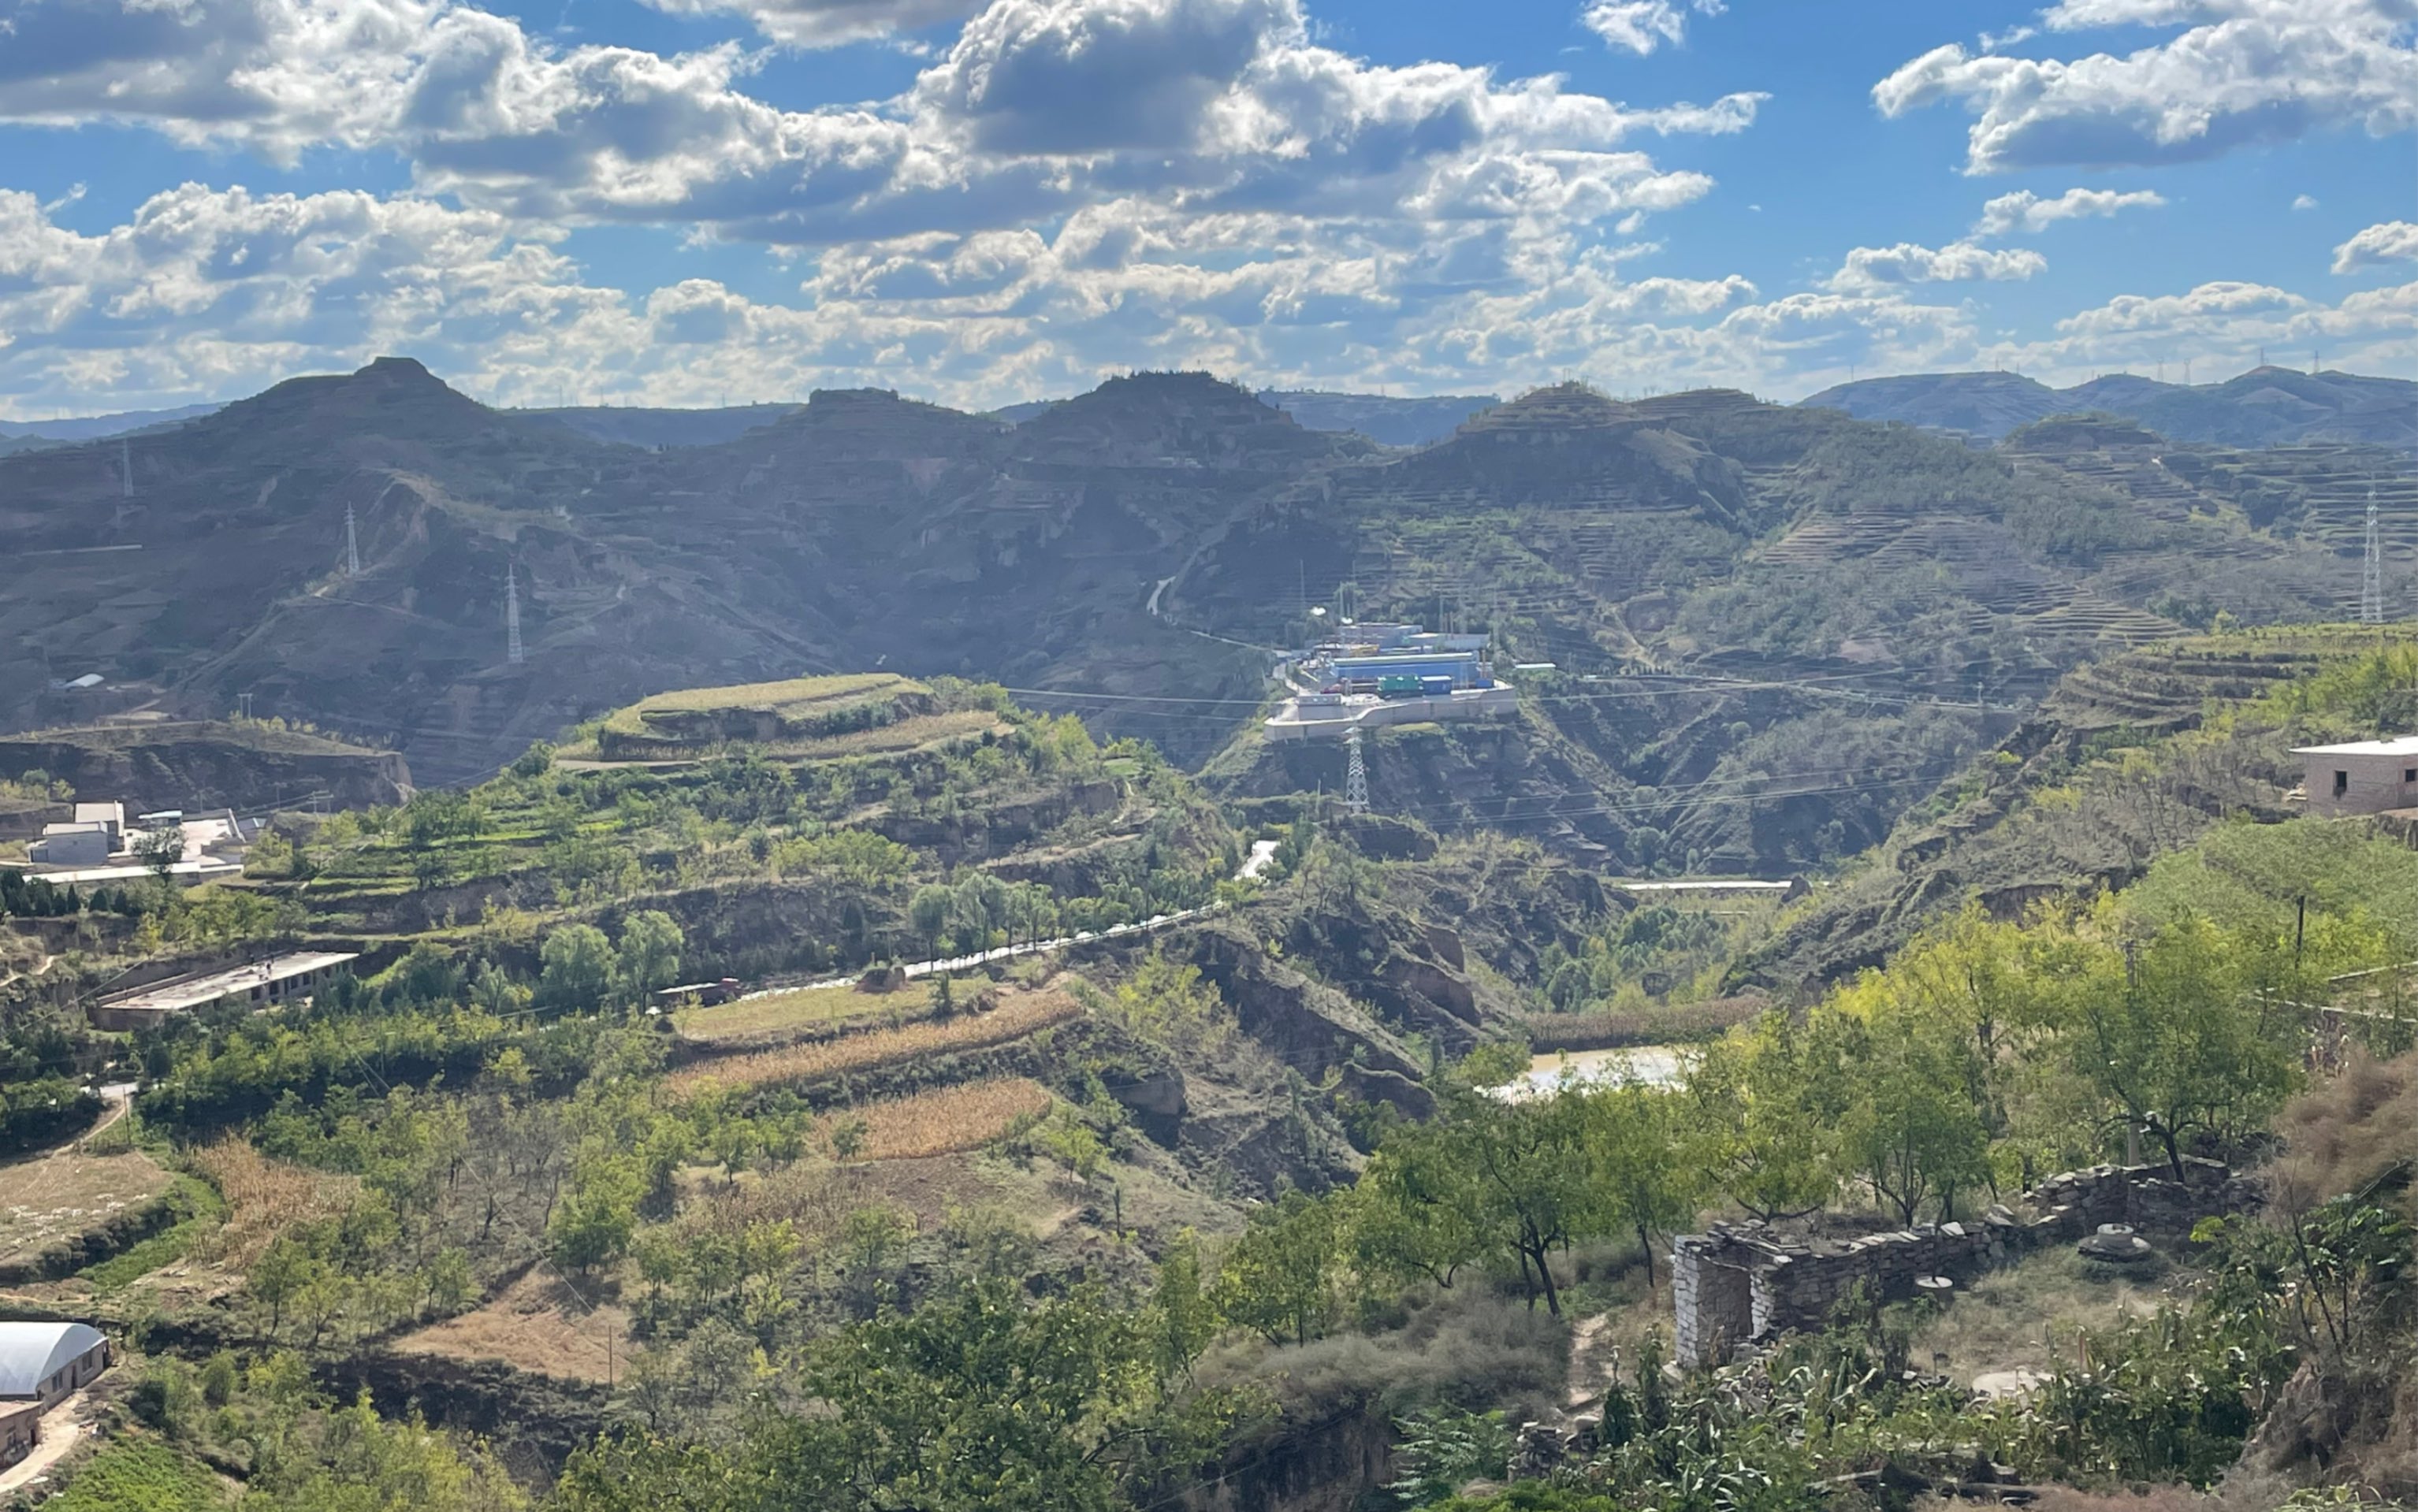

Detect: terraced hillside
1192,385,2349,873
0,358,2375,875
1734,629,2415,990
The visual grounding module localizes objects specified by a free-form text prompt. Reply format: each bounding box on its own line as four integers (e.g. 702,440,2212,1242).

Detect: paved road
735,840,1285,1003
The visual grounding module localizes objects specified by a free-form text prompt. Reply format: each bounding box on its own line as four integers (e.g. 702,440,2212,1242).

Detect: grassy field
668,992,1083,1097
679,983,907,1045
1906,1246,2185,1388
841,1077,1054,1161
41,1438,225,1512
601,673,920,737
0,1144,173,1271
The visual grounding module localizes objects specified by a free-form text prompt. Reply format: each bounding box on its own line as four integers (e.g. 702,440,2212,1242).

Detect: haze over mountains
1802,366,2418,452
9,354,2406,879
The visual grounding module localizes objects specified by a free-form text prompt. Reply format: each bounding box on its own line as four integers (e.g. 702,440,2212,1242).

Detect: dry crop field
668,992,1082,1097
0,1145,173,1271
392,1264,632,1383
837,1077,1054,1161
188,1137,361,1269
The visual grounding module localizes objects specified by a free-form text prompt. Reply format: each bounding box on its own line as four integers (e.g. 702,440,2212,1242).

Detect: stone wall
1672,1158,2248,1367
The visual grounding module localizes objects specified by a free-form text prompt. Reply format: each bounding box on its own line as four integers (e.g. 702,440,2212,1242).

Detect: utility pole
506,564,525,666
1344,725,1370,814
2364,488,2385,626
344,504,362,578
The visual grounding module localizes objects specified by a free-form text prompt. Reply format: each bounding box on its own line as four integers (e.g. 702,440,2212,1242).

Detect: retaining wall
1673,1158,2248,1367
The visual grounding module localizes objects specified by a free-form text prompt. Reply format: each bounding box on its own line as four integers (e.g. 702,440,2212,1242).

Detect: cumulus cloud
2334,221,2418,274
1827,240,2048,294
1580,0,1724,56
2293,194,2319,210
1873,0,2418,173
0,0,1762,256
1973,186,2164,237
634,0,988,46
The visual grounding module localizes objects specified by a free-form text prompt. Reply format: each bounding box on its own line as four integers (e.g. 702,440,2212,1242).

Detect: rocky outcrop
0,724,412,812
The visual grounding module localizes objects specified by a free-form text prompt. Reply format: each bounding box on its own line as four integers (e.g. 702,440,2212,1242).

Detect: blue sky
0,0,2411,418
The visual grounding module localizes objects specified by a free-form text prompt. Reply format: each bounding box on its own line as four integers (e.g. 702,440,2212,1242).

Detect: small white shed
2293,737,2418,817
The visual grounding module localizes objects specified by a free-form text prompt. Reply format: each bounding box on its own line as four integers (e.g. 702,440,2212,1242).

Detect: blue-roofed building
1326,652,1485,688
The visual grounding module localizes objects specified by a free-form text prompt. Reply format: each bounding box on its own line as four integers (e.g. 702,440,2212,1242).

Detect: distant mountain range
0,403,225,454
3,356,2387,878
1802,366,2418,452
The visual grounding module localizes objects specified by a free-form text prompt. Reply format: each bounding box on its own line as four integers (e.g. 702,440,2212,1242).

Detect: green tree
618,910,686,1000
758,1277,1236,1512
1215,1190,1348,1344
539,924,619,1012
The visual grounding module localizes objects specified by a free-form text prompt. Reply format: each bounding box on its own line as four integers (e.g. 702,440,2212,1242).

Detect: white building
0,1322,109,1413
2292,737,2418,817
29,823,110,866
71,803,125,848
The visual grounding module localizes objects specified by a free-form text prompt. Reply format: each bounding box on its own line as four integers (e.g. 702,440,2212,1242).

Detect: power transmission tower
1343,725,1370,814
2363,489,2385,626
506,564,525,666
344,504,362,578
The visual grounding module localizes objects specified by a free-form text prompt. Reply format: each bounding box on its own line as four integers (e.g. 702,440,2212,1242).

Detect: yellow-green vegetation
40,1438,225,1512
1906,1245,2180,1388
675,983,902,1045
593,673,932,760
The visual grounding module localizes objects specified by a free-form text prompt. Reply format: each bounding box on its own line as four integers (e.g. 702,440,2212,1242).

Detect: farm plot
835,1077,1053,1162
668,992,1082,1097
392,1264,633,1384
678,983,903,1046
0,1144,173,1274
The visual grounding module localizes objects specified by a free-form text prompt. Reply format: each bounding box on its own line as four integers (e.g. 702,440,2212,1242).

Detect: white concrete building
2293,737,2418,817
28,823,109,866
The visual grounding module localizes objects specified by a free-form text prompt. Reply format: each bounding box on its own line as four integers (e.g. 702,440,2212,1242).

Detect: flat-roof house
29,823,110,867
0,1322,109,1413
2292,737,2418,818
71,803,125,848
87,951,359,1032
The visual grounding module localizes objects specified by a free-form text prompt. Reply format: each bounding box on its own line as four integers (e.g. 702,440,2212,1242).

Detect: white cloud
2334,221,2418,274
1973,186,2164,237
634,0,988,46
1874,0,2418,173
1827,240,2048,294
2293,193,2319,210
1580,0,1724,56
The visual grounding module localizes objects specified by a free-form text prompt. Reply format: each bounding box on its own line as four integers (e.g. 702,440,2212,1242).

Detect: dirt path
0,1388,95,1498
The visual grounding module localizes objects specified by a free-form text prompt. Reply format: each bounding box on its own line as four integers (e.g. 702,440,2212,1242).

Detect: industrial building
1264,684,1520,741
0,1322,109,1414
1324,652,1485,690
2293,737,2418,817
88,950,359,1032
28,823,110,866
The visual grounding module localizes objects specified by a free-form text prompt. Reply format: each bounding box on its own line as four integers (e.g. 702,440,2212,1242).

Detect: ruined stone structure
1671,1158,2249,1367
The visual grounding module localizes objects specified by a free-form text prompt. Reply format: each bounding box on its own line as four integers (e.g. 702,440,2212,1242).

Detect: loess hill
2,357,2398,875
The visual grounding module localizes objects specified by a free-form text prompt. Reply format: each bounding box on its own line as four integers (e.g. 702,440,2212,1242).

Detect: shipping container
1419,675,1455,697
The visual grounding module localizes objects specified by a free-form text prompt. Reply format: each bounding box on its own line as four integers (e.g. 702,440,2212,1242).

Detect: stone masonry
1672,1157,2249,1367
